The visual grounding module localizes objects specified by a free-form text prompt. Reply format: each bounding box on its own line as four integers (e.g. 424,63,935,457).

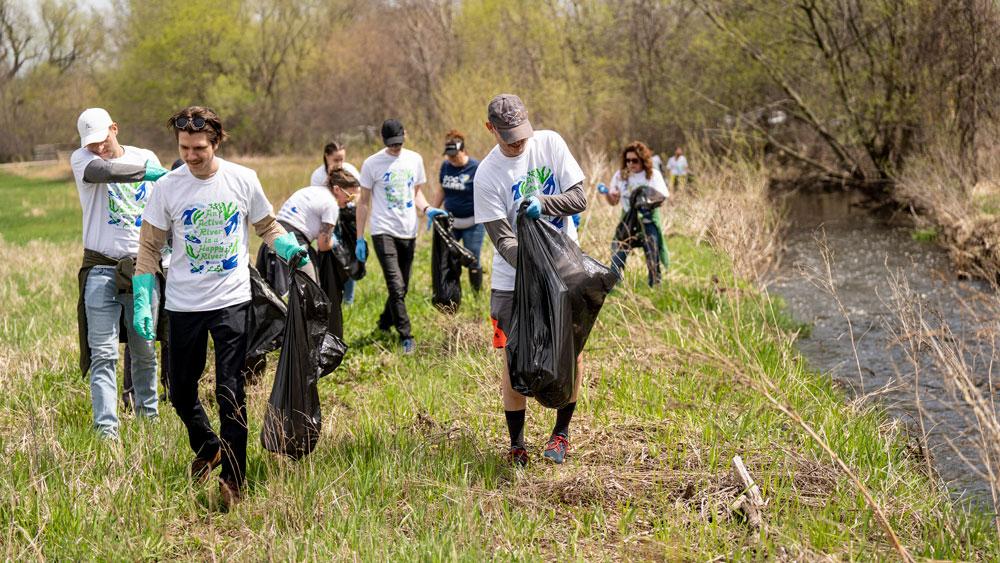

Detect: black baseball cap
443,139,463,156
381,119,405,146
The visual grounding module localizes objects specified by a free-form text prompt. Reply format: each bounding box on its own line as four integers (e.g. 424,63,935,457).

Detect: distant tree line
1,0,997,190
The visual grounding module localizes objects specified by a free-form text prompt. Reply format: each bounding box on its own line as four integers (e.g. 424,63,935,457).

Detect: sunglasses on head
174,116,209,130
625,157,640,164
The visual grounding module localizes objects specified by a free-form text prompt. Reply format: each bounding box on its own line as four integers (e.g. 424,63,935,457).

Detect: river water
767,189,998,501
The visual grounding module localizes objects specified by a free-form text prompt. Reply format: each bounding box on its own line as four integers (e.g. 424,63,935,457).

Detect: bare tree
0,0,37,81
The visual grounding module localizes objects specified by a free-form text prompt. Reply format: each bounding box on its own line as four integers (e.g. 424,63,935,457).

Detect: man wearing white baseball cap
71,107,169,440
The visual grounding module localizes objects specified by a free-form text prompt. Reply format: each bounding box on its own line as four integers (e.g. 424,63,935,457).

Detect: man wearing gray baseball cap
473,93,589,466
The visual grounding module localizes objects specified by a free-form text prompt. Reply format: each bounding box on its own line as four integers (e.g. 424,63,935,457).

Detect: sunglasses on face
174,116,209,130
625,157,640,164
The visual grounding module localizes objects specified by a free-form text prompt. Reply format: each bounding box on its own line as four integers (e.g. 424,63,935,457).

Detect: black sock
552,402,576,438
504,409,526,449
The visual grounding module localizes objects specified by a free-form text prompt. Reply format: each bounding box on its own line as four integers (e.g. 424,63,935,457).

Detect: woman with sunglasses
600,141,669,286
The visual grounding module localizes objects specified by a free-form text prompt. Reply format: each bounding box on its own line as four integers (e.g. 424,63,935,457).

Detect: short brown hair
327,167,360,190
444,129,465,143
168,106,227,146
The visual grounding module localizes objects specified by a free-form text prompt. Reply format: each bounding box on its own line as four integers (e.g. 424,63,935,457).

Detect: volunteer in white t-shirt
70,107,169,440
599,141,670,286
355,119,437,354
309,141,361,187
310,141,362,305
666,146,689,191
473,94,588,466
132,106,309,509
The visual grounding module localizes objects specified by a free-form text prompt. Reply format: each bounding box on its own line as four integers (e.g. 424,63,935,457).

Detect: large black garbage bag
246,266,287,359
507,209,617,408
431,214,476,312
330,206,366,283
316,250,345,339
261,268,348,459
613,187,665,250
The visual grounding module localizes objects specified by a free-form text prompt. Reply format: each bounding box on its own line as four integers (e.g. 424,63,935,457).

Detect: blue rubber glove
525,196,542,219
355,239,367,263
597,182,609,194
425,207,447,230
273,231,311,266
143,161,169,182
132,273,156,341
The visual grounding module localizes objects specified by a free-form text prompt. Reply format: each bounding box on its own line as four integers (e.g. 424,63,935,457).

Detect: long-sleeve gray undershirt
483,182,588,266
83,159,145,183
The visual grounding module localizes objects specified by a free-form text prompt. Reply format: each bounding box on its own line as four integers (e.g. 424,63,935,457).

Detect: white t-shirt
70,145,161,259
142,158,273,312
310,162,360,187
474,130,586,291
276,185,340,242
609,168,669,213
651,154,664,173
666,155,688,176
359,148,427,239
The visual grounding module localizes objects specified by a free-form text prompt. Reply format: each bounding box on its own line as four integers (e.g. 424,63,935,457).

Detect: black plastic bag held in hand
431,214,476,312
507,207,617,408
261,264,348,459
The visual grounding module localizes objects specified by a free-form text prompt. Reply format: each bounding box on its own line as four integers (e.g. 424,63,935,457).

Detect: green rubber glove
273,231,311,266
132,273,156,341
143,160,169,182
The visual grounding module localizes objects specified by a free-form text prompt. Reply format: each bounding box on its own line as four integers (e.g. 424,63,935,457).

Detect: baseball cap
487,94,533,144
77,108,114,147
443,139,463,156
381,119,405,146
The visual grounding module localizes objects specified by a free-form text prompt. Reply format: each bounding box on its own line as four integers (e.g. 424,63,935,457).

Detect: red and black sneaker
506,446,529,467
543,434,570,464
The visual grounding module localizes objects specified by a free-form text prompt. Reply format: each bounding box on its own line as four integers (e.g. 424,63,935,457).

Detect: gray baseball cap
488,94,533,144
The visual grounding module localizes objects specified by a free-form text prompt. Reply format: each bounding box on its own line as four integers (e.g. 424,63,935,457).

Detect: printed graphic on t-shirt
382,169,415,210
442,173,471,191
180,201,242,274
510,166,563,228
107,181,150,229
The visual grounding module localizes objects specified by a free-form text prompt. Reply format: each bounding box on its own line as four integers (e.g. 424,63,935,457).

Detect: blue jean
610,219,662,287
84,266,159,437
343,278,355,304
453,223,485,268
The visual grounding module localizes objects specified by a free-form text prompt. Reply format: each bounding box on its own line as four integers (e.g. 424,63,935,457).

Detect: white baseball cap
77,108,114,147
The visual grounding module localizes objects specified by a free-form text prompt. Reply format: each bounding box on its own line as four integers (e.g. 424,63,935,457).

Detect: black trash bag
261,267,348,459
431,213,476,312
330,206,366,283
246,265,287,359
613,187,665,250
506,207,617,408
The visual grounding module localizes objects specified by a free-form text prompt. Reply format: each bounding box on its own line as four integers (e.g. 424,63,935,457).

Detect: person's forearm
317,223,334,251
414,186,430,214
135,222,168,276
253,214,288,248
484,219,518,266
83,160,145,183
538,183,587,216
356,196,370,239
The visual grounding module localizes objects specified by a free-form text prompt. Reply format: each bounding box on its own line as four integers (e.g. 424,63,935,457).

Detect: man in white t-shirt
132,106,308,509
70,107,169,440
355,119,439,354
309,141,361,187
473,94,588,466
666,146,689,191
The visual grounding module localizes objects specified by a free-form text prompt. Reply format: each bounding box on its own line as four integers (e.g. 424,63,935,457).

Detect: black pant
168,302,250,486
372,234,415,340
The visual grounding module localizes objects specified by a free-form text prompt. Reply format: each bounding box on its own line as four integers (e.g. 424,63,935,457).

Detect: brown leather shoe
190,448,222,484
219,478,242,511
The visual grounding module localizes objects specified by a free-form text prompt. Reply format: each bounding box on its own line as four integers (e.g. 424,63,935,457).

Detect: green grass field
0,161,996,560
